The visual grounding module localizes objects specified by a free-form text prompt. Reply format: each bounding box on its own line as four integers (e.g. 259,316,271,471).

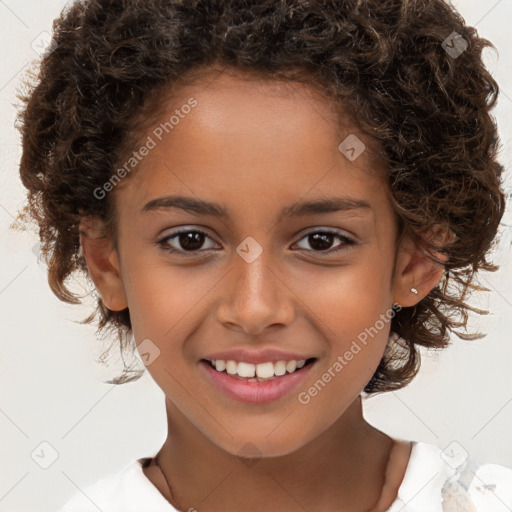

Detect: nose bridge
216,238,294,334
236,247,274,302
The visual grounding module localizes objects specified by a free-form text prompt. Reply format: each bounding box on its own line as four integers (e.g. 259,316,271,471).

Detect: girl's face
93,69,425,457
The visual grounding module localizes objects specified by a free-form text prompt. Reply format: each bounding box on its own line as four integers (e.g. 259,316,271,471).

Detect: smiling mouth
201,358,317,382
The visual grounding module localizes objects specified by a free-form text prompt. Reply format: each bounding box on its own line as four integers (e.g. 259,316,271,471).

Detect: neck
151,395,400,512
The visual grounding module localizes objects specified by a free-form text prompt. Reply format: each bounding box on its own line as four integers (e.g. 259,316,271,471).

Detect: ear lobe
392,226,450,307
79,217,128,312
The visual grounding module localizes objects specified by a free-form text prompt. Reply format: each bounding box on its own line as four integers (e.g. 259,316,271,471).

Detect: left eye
293,230,355,254
156,229,354,255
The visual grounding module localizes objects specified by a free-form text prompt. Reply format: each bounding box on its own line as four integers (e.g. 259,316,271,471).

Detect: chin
210,425,316,460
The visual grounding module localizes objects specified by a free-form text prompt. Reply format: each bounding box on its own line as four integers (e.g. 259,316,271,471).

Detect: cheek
292,254,394,340
290,258,393,393
122,255,208,342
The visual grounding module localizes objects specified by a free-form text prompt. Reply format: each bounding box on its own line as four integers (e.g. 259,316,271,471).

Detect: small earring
410,287,419,295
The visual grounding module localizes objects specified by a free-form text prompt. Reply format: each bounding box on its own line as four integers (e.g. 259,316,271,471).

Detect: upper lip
201,348,315,365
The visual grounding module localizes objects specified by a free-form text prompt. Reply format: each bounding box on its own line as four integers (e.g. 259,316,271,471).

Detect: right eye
156,228,220,255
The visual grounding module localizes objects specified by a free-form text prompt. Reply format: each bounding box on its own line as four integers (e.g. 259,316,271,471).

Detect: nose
215,247,295,336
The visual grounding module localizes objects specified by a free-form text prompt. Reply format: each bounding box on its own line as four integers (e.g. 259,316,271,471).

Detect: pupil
310,233,333,251
177,232,334,251
180,232,204,250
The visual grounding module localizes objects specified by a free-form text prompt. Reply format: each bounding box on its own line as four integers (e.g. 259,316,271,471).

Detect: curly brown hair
13,0,506,393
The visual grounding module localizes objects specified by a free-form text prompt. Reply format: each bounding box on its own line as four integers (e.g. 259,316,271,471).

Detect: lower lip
199,360,315,404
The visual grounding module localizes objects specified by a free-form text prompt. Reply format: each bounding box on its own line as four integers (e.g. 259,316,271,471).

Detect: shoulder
57,457,176,512
389,440,512,512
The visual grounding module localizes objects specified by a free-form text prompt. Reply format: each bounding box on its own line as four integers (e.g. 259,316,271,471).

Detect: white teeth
286,360,297,373
237,361,256,378
274,360,287,376
225,360,238,375
256,362,274,379
208,358,309,378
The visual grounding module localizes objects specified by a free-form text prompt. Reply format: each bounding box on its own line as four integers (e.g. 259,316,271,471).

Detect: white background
0,1,511,510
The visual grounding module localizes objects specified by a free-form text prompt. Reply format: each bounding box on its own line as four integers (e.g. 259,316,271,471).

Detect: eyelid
156,225,357,256
292,228,356,255
297,226,355,242
157,226,220,251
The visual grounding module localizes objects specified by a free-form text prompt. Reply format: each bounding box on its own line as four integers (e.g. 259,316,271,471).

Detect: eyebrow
141,194,372,221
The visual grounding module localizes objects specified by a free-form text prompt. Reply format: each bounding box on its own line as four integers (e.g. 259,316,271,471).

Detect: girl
14,0,512,510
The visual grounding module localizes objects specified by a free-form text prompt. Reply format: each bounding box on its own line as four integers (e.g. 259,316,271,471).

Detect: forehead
113,69,388,221
146,66,344,128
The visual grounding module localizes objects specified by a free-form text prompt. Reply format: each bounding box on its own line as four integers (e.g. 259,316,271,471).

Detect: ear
79,216,128,311
392,225,453,307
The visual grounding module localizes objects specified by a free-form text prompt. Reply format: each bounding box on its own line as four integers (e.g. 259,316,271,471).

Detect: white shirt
58,440,512,511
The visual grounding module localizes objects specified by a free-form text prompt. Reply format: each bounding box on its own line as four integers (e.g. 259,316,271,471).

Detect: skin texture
80,69,444,511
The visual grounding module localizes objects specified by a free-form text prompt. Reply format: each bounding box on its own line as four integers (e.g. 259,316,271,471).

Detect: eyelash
155,228,356,257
